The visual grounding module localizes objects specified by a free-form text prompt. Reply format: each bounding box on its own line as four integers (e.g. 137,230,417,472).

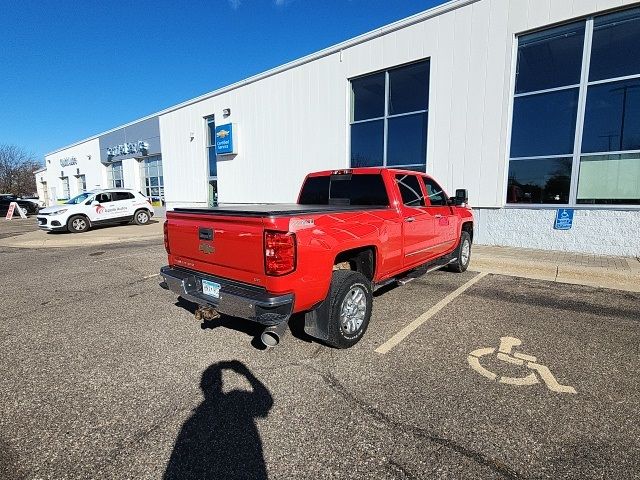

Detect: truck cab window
299,174,388,206
422,177,447,206
395,174,425,207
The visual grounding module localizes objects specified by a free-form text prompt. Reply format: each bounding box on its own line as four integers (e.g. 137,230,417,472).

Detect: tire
448,231,471,273
133,209,150,225
325,270,373,349
67,215,90,233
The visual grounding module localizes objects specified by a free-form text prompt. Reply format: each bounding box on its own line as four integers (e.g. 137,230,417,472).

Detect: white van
37,189,155,233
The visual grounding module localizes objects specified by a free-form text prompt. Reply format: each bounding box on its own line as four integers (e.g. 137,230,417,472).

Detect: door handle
434,214,443,218
405,217,415,223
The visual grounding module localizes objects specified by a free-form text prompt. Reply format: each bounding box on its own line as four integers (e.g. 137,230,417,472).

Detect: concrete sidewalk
0,221,163,248
471,244,640,292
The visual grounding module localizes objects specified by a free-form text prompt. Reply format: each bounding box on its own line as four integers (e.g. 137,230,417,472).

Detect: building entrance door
208,180,218,206
41,182,49,206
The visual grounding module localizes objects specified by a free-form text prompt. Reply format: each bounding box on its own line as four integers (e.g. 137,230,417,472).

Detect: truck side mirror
454,189,468,206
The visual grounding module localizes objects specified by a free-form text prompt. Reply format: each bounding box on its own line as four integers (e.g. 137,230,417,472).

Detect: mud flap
304,298,331,341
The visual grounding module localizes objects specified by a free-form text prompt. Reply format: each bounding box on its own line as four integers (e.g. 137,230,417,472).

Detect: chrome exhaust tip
260,321,288,348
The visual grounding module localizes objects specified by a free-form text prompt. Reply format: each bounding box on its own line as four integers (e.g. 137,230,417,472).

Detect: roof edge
46,0,478,157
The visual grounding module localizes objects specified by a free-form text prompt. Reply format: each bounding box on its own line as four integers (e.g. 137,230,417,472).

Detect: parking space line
375,272,488,355
143,273,160,279
93,250,158,262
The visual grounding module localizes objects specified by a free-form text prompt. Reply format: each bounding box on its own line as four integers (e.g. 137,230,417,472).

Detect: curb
470,255,640,293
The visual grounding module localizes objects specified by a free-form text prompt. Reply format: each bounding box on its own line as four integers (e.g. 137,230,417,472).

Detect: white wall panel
549,0,574,20
462,0,491,203
43,139,102,202
447,7,474,195
527,0,552,28
572,0,600,17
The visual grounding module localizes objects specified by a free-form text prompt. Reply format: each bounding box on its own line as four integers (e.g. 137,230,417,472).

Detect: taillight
163,220,170,254
264,231,296,276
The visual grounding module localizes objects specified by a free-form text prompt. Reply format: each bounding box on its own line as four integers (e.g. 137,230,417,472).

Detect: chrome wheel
136,211,149,224
339,285,367,335
72,218,87,231
461,239,470,265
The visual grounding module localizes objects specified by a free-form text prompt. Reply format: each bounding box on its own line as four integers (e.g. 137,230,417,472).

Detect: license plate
202,279,221,299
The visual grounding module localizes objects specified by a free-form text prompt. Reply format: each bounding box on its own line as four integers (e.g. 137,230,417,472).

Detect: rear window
112,192,135,201
299,174,389,206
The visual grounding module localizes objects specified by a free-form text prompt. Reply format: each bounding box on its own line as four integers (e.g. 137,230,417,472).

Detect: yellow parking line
375,272,488,354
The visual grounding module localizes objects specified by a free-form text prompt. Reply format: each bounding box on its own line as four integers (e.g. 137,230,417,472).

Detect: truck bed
172,203,390,217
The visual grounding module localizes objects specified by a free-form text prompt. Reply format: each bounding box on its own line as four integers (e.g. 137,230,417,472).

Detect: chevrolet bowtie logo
199,242,215,254
216,129,230,138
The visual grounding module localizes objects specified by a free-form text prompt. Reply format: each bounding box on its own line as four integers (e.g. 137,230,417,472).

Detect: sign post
554,208,574,230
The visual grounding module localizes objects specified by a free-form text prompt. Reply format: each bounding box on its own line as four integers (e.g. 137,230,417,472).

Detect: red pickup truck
161,168,473,348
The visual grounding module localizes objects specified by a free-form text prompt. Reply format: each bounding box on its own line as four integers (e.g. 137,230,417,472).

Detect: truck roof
306,167,431,177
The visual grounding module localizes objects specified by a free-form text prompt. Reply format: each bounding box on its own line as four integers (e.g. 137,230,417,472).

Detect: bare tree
0,144,43,196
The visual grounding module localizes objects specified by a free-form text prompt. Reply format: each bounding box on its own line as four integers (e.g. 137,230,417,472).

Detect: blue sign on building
554,208,574,230
215,124,235,155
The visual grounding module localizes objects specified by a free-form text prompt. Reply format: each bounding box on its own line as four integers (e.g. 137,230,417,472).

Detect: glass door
206,116,218,206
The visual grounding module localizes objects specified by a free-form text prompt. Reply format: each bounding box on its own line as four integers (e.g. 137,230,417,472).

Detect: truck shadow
174,298,316,349
164,361,273,480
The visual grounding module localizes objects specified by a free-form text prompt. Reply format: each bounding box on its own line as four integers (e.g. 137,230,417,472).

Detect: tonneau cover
171,204,390,217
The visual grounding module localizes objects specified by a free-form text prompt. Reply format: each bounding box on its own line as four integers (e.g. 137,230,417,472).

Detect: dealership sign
5,202,27,220
107,140,149,158
215,124,237,155
59,157,77,167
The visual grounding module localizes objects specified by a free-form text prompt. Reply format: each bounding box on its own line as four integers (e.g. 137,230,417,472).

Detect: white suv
37,189,155,233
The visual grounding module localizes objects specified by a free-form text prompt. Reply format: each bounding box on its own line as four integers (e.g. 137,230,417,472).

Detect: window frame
107,161,124,189
205,116,217,180
349,59,430,172
139,155,164,202
506,7,640,209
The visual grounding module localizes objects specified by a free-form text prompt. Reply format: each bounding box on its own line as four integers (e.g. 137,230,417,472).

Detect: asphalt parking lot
0,218,38,239
0,233,638,479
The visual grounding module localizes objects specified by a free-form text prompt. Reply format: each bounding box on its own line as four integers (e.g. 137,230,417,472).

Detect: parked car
36,189,154,233
0,195,40,217
21,196,46,208
161,168,473,349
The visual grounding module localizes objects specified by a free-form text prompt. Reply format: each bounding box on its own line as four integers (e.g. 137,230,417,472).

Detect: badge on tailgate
198,227,215,254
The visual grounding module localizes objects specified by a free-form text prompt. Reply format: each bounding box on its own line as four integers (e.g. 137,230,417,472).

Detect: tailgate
166,211,266,285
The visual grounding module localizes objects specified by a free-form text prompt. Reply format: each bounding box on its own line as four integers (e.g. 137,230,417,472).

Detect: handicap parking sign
554,208,574,230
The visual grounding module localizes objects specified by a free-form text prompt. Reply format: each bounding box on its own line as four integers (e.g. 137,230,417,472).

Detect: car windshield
65,192,93,204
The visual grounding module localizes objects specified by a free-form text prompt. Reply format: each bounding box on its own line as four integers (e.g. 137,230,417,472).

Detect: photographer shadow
164,361,273,480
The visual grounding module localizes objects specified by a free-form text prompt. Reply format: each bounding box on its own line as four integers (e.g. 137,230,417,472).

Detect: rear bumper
160,266,294,326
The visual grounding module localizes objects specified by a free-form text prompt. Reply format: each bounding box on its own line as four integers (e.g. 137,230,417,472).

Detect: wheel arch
461,221,474,243
332,245,377,281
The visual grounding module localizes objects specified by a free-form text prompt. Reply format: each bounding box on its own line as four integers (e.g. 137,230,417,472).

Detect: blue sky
0,0,445,162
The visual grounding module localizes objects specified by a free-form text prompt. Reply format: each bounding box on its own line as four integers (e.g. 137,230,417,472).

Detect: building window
206,117,217,178
107,161,124,188
350,60,430,172
77,175,86,192
140,155,164,204
508,7,640,206
61,177,70,199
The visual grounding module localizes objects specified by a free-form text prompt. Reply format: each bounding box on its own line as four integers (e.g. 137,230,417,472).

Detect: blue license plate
202,279,220,299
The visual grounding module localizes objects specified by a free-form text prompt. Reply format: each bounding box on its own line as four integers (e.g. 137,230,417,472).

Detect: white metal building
39,0,640,255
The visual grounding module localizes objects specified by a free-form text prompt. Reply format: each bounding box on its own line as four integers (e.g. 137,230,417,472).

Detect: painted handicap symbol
468,336,576,394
